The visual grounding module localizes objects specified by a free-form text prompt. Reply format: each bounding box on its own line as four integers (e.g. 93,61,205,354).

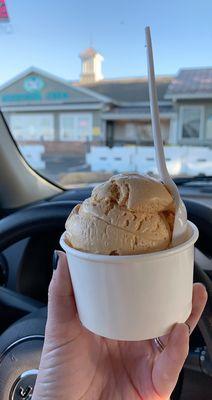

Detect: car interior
0,112,211,399
0,1,212,398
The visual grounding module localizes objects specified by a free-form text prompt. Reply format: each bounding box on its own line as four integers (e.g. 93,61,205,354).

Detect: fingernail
194,282,207,290
195,282,208,295
52,250,59,270
184,321,191,335
200,283,207,291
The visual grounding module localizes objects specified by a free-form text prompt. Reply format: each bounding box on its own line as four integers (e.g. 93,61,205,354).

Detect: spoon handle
145,26,170,182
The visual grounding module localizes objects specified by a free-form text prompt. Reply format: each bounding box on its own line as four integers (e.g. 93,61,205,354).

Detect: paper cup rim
60,220,198,263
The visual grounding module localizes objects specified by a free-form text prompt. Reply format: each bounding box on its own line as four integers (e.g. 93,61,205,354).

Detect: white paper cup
60,221,198,341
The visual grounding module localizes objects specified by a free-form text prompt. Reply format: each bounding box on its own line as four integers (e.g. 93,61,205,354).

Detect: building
166,68,212,146
81,76,174,146
0,48,211,176
0,47,175,147
0,65,110,142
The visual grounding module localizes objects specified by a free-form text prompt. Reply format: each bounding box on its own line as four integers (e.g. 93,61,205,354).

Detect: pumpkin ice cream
65,173,175,255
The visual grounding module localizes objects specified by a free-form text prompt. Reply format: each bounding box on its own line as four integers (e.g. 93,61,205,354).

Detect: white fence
86,146,212,176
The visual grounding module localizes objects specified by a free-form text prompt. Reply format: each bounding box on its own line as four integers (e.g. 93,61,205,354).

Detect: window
10,113,54,141
205,107,212,139
60,113,92,141
180,106,202,140
59,114,75,140
83,59,93,74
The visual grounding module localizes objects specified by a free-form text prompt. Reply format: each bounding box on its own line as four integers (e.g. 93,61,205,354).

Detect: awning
102,105,175,121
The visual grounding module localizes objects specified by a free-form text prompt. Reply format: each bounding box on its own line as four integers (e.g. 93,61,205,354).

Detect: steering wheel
0,199,211,400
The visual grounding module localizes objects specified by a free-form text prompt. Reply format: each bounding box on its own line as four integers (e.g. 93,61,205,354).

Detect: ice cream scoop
65,173,175,255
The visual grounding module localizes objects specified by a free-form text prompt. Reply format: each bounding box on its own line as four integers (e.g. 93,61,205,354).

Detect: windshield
1,1,212,188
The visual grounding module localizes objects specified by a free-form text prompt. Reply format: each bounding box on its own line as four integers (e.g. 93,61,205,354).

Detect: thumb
152,323,189,399
46,251,77,331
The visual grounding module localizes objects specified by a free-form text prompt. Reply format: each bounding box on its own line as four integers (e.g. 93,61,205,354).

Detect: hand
32,251,207,400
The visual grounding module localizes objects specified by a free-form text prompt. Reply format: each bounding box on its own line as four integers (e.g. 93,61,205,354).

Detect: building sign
1,92,70,103
24,76,45,92
0,1,9,22
0,75,71,104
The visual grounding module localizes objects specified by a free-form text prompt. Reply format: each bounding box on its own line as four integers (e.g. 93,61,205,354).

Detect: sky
1,0,212,85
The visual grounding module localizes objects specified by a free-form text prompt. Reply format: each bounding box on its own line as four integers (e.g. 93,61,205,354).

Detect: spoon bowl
163,179,187,246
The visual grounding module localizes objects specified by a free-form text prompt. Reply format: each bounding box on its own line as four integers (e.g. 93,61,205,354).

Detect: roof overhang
165,92,212,100
101,112,175,121
116,100,172,107
0,103,103,112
